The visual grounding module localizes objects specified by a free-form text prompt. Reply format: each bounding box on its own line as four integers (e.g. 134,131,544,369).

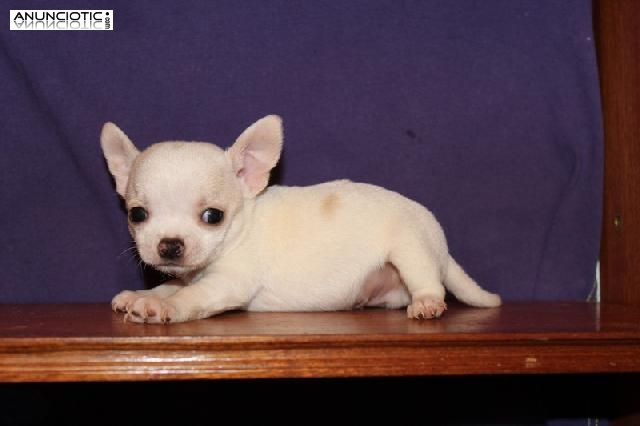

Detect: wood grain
595,0,640,306
1,302,639,382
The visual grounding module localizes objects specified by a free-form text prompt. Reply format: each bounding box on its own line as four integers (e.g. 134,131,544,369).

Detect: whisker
118,240,139,259
121,245,136,252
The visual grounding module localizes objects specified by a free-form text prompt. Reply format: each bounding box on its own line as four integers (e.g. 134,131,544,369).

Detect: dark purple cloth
1,0,602,303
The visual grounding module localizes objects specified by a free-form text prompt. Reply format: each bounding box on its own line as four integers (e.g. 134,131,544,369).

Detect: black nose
158,238,184,260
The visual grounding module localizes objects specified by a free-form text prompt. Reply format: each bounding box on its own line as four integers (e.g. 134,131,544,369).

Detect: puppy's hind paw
407,298,447,319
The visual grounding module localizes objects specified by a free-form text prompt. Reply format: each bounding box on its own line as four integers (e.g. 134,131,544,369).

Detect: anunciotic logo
10,10,113,30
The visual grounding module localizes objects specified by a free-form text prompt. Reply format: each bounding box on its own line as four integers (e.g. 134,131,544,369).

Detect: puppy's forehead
130,142,231,200
136,142,227,177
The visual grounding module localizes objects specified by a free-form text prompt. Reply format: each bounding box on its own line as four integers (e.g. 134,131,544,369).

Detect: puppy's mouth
154,262,199,276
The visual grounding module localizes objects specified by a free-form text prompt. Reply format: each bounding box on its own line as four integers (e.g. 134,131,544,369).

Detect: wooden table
1,301,639,382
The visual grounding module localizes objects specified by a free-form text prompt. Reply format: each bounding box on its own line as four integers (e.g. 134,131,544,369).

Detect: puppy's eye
129,207,148,223
201,208,224,225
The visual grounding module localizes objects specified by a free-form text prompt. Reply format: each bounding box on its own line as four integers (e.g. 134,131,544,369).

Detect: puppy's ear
227,115,283,197
100,122,140,198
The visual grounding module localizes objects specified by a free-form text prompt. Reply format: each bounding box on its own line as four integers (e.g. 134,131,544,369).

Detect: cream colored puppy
101,115,501,324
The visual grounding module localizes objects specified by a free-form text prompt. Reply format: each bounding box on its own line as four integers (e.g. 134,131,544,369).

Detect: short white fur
101,115,501,324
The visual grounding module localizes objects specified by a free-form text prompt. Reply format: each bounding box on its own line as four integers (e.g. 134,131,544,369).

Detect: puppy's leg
125,274,252,324
389,237,447,319
112,280,183,313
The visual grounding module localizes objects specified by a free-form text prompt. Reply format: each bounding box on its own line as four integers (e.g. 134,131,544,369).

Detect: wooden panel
595,0,640,305
1,302,639,382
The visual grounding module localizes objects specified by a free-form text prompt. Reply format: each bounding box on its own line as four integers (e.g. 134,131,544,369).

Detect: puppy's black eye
129,207,148,223
201,208,224,225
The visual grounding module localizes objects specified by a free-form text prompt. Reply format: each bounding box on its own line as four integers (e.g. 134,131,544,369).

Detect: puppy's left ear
227,115,283,197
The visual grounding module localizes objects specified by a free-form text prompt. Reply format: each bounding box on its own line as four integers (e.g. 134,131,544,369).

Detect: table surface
1,301,639,382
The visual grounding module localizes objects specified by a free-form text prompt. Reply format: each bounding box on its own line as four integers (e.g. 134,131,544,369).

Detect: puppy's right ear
100,122,140,198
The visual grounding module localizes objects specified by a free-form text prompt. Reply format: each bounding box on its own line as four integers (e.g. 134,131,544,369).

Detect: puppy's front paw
407,298,447,319
112,290,141,313
125,296,178,324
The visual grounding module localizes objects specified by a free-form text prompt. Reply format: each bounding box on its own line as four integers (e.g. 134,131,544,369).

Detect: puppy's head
100,115,283,276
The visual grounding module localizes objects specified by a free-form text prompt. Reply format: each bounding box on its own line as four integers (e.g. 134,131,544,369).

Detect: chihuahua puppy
101,115,501,324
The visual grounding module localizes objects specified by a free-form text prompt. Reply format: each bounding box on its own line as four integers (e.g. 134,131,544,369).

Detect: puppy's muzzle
158,238,184,260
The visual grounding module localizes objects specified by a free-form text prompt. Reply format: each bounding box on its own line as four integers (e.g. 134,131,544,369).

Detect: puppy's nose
158,238,184,260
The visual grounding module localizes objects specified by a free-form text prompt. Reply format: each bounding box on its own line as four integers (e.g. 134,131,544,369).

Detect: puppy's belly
355,262,410,309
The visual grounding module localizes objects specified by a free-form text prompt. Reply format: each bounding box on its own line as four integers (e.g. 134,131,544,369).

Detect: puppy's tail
444,255,501,307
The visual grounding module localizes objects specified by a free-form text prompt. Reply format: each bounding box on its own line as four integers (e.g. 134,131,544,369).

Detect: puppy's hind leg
389,235,448,319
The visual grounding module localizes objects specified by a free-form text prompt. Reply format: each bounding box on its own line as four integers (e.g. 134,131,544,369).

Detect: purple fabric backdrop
1,0,602,303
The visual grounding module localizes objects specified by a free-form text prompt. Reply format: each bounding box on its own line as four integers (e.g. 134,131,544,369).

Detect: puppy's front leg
112,280,184,313
125,274,252,324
